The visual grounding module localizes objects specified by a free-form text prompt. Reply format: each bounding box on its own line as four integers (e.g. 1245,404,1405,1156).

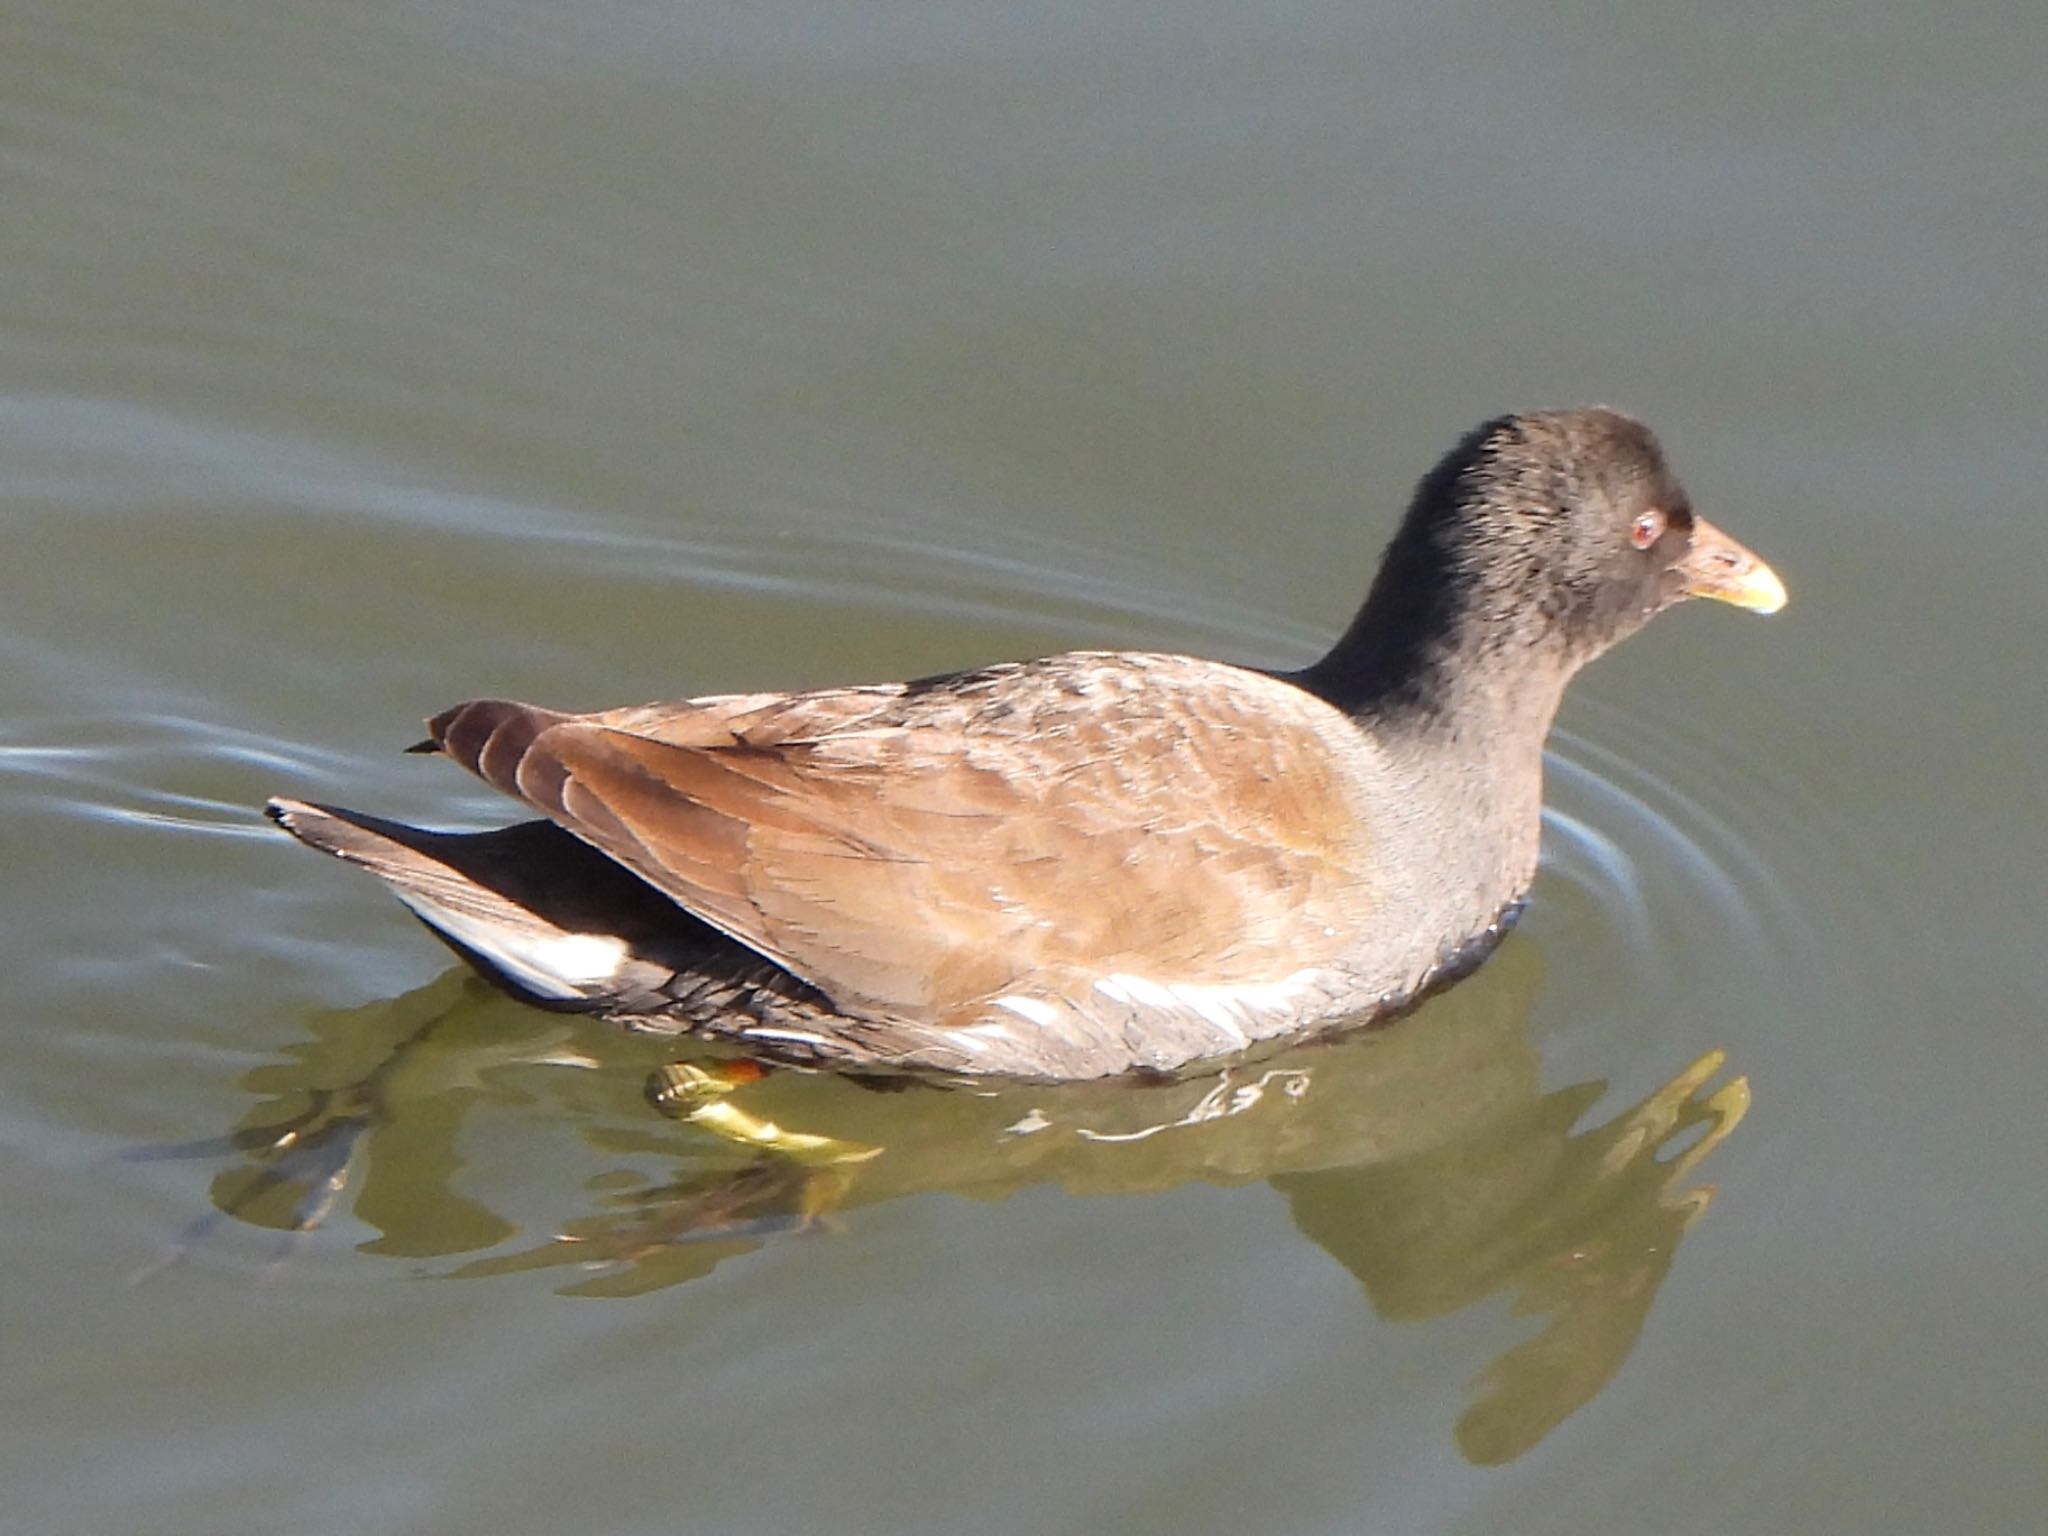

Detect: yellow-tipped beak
1680,518,1788,614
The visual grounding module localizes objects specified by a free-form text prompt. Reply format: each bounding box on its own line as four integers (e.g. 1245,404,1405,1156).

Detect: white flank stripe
739,1026,831,1049
1176,987,1248,1041
992,995,1059,1026
1093,969,1326,1046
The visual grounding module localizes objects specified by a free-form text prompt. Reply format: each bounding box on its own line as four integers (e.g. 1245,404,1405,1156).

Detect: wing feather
424,656,1376,1029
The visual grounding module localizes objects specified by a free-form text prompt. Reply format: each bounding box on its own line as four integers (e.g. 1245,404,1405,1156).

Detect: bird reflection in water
135,939,1745,1465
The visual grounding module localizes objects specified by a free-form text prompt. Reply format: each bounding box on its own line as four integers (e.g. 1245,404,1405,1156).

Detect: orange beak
1679,518,1788,614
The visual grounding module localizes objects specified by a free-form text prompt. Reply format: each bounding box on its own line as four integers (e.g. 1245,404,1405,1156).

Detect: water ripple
0,713,361,841
1529,690,1877,1106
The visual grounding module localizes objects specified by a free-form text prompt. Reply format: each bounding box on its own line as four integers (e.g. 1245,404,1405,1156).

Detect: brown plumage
269,408,1785,1080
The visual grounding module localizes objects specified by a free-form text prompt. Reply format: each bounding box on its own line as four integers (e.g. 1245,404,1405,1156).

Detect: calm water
6,2,2046,1532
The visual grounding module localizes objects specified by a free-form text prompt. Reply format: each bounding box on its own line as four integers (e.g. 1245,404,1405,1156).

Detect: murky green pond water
6,3,2045,1532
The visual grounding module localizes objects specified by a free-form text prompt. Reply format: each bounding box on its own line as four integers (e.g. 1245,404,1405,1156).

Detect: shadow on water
134,937,1746,1465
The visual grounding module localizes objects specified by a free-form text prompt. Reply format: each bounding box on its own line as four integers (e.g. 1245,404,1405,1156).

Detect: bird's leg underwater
646,1058,882,1229
443,1061,885,1288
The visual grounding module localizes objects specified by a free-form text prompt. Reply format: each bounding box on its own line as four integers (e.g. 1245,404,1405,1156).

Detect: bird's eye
1630,509,1667,550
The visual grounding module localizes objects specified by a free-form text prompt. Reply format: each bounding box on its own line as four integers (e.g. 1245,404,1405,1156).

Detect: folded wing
422,655,1374,1033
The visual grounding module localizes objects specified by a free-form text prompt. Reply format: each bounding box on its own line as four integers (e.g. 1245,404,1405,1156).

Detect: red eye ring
1630,509,1667,550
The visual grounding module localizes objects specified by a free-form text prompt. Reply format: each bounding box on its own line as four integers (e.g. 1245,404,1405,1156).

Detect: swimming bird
269,408,1785,1080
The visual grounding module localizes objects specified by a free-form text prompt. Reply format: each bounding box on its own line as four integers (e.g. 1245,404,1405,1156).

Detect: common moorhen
269,408,1785,1079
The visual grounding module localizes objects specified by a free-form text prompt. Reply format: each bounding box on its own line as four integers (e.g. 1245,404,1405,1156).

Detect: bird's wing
422,655,1374,1028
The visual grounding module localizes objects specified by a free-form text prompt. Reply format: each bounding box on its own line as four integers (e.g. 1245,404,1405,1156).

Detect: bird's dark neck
1296,423,1584,746
1284,588,1565,981
1295,570,1573,755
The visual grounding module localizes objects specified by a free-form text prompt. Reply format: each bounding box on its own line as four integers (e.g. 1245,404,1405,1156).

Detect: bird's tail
265,799,683,1008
